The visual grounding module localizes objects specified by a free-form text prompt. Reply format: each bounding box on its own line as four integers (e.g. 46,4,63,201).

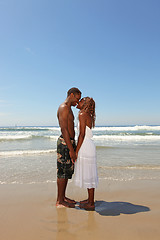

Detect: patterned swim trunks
57,135,76,179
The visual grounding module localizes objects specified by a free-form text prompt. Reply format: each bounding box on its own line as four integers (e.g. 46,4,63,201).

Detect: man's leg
56,137,76,207
63,178,68,197
60,178,76,204
57,178,67,203
56,178,75,208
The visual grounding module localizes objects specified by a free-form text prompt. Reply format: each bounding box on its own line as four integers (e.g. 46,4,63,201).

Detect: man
56,87,81,208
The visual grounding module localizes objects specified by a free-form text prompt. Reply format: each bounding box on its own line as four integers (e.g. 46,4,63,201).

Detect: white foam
0,149,56,157
47,127,60,131
49,135,59,140
0,126,60,131
99,176,160,181
93,135,160,141
99,165,160,170
0,135,32,141
93,125,160,132
0,180,57,185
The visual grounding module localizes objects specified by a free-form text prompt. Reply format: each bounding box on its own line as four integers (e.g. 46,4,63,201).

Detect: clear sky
0,0,160,126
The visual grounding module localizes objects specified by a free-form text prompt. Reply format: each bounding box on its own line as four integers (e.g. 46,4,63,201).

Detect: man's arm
58,105,76,162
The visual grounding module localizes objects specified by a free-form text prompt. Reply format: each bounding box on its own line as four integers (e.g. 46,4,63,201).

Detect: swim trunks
57,135,76,179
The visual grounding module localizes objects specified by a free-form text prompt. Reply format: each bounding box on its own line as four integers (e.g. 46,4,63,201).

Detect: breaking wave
0,149,56,156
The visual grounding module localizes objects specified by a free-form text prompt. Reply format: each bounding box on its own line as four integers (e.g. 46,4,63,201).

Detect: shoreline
0,179,160,240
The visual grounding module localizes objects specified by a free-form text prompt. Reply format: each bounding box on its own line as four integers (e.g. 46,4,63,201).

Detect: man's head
67,87,81,106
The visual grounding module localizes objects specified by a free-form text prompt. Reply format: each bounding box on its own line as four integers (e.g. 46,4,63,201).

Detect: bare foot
80,199,88,204
64,197,76,204
56,200,75,208
56,203,65,208
80,202,95,211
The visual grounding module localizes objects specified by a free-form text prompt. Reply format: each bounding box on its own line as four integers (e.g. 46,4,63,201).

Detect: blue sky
0,0,160,126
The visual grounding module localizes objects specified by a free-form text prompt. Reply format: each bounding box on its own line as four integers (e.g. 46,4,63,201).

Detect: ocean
0,125,160,184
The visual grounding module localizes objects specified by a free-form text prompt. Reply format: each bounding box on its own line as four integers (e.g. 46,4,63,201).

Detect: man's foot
80,199,88,204
56,203,66,208
64,197,76,204
79,202,95,211
56,200,75,208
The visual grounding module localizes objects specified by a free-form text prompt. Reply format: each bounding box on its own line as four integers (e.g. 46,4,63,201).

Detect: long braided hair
80,97,96,127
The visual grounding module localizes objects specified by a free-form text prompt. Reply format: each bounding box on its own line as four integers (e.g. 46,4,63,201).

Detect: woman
74,97,98,211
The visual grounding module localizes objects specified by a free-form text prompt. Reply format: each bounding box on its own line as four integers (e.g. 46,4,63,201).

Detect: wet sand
0,179,160,240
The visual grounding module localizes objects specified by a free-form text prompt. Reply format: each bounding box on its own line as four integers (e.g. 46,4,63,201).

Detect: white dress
74,125,98,189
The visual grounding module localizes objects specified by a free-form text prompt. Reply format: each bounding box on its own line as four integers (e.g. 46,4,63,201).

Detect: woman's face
76,98,85,110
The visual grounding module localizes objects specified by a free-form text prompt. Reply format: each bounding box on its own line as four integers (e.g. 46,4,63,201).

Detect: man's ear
70,93,74,98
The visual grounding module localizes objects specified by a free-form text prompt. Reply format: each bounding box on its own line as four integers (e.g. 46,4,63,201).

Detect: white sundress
74,125,98,189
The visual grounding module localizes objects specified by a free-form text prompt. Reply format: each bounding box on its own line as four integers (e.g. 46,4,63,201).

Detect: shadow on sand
95,201,150,216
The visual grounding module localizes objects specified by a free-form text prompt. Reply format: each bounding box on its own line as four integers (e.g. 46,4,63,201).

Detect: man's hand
69,150,77,164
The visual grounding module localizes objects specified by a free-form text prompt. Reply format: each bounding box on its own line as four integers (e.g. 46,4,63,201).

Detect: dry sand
0,179,160,240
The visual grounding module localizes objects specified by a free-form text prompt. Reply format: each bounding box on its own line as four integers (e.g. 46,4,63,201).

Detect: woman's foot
79,202,95,211
80,199,89,204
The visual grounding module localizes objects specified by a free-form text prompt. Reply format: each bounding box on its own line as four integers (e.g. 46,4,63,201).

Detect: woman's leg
80,188,95,210
88,188,95,205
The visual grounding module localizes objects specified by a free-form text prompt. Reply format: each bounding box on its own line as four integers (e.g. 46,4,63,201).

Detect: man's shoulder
58,102,67,109
58,102,70,114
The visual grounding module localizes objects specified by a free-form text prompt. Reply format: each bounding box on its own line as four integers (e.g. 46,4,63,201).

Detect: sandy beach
0,179,160,240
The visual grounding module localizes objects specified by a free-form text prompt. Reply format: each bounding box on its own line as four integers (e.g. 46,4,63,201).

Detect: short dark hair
67,87,81,97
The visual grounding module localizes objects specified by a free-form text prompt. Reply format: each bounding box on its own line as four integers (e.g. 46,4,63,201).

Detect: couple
56,87,98,211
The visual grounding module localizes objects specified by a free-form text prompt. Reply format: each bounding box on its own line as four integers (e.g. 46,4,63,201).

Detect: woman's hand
76,151,78,158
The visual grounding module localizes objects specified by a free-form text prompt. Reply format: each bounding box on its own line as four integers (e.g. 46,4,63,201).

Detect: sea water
0,125,160,184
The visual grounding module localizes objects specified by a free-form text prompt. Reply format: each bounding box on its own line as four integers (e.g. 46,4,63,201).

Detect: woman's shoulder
79,111,90,119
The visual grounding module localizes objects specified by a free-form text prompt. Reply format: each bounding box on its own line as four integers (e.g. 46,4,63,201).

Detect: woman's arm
76,112,87,156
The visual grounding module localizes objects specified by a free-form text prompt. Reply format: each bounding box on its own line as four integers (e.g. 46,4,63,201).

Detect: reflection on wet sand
56,206,98,240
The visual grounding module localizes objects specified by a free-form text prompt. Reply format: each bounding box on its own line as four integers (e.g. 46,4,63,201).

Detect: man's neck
64,97,72,108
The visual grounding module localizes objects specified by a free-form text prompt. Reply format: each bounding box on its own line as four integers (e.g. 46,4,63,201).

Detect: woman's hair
81,97,96,127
